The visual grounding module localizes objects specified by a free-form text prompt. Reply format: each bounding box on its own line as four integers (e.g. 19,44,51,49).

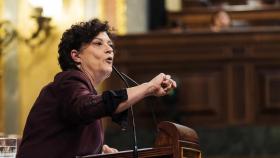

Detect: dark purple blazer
17,70,128,158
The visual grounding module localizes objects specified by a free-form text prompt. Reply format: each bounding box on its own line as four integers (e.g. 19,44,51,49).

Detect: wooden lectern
78,121,201,158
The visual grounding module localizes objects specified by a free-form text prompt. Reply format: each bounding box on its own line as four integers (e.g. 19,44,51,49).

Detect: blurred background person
210,10,232,32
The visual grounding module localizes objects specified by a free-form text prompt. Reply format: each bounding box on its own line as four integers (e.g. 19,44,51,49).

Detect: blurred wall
1,0,100,134
1,0,148,135
2,0,21,135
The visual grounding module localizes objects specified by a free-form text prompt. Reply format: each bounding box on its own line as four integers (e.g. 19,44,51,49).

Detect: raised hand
148,73,177,97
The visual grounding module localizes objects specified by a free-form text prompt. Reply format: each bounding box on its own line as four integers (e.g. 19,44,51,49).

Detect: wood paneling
255,65,280,123
109,27,280,127
168,6,280,29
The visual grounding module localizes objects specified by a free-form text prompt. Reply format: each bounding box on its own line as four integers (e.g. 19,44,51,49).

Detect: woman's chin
104,69,112,79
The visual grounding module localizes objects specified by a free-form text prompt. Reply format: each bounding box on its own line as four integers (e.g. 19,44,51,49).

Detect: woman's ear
70,50,81,63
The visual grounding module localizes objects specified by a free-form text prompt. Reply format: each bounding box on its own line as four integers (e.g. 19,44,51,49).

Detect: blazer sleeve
55,71,128,126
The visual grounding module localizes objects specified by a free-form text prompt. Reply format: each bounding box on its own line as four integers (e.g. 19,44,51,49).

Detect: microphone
112,65,139,158
119,72,139,86
118,69,159,134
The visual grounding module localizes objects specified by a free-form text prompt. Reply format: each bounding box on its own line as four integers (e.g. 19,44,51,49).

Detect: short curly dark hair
58,18,112,71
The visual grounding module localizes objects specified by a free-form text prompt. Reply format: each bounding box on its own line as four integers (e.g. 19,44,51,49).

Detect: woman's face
77,32,114,84
215,11,231,27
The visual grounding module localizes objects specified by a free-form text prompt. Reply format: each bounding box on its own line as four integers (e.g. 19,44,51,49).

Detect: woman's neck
79,67,102,86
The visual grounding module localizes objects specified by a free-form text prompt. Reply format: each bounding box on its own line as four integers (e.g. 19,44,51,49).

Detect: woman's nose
105,44,114,54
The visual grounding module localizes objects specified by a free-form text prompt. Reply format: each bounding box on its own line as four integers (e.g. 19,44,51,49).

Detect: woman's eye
92,42,102,46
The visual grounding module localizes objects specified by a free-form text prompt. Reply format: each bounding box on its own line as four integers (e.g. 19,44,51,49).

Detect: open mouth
106,57,113,64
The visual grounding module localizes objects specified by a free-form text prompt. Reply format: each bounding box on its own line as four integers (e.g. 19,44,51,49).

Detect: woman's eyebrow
93,37,113,44
92,37,102,41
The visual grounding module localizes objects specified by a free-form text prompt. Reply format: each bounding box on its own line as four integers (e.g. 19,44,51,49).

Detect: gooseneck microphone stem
112,65,138,158
120,71,159,134
120,72,139,86
119,71,162,131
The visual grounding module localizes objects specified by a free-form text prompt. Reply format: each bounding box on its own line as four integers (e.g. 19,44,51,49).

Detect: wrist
143,82,155,97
